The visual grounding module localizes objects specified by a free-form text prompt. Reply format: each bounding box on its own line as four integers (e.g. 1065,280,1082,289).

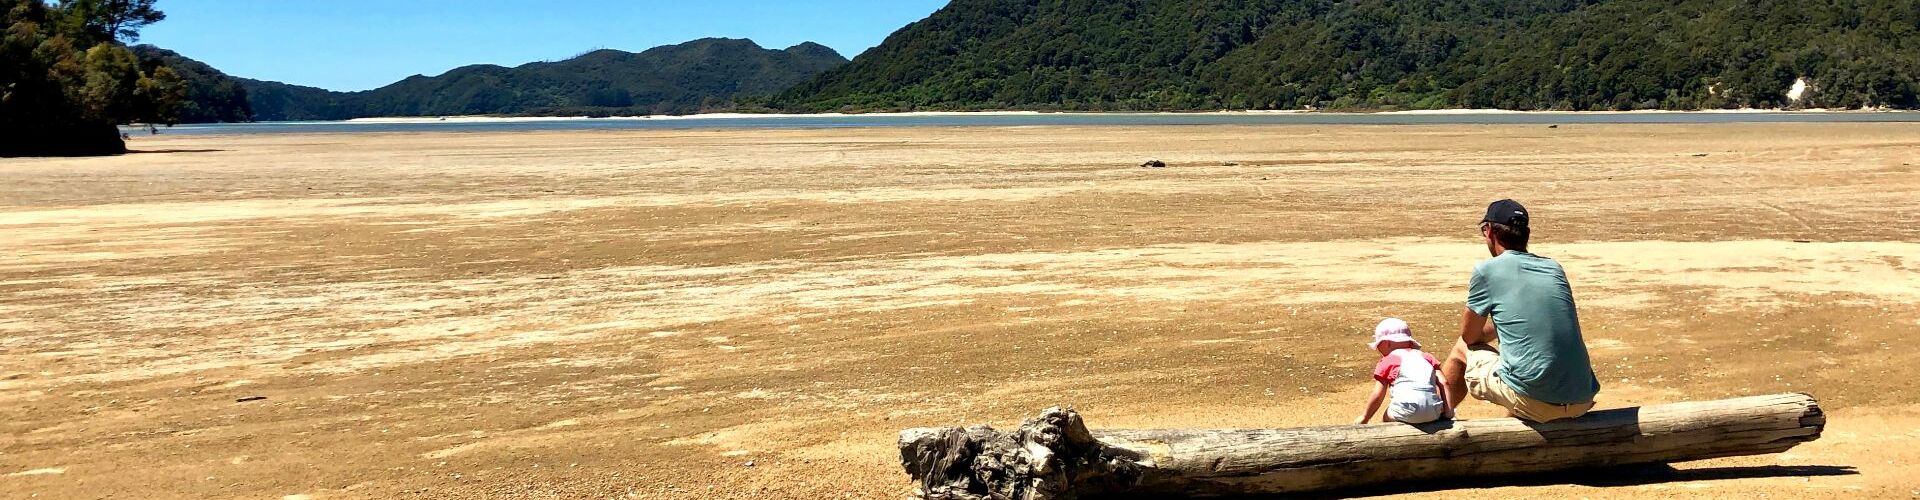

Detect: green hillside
776,0,1920,112
235,78,357,122
137,38,846,122
347,39,847,117
234,38,847,121
131,45,252,123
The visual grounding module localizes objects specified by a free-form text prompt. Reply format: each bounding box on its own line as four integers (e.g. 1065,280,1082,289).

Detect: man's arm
1448,261,1497,410
1460,306,1493,345
1463,260,1495,346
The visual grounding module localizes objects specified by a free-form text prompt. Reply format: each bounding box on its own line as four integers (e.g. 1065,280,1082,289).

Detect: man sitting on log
1441,199,1601,422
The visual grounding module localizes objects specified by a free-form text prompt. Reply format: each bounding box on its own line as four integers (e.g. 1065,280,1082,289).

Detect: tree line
2,0,185,156
12,0,1920,156
775,0,1920,112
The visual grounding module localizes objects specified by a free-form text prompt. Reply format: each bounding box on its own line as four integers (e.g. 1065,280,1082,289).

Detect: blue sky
138,0,948,92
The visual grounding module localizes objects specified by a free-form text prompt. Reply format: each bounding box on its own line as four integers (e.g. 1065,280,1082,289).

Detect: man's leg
1442,340,1484,409
1442,340,1469,408
1443,322,1499,409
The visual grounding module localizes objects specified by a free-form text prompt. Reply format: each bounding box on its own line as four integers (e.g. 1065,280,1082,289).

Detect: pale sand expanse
2,124,1919,499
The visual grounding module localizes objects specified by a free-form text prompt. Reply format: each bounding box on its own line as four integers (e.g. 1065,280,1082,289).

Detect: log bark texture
899,393,1823,499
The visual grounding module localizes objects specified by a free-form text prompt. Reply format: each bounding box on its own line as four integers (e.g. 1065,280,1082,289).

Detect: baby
1354,318,1453,425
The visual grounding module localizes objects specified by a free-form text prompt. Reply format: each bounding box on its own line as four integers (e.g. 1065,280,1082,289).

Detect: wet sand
2,124,1918,498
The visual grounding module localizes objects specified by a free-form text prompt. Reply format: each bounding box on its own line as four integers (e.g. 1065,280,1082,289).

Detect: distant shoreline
128,108,1920,135
336,107,1905,124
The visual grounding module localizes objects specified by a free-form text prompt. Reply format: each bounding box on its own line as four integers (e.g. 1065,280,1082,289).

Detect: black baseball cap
1482,199,1529,228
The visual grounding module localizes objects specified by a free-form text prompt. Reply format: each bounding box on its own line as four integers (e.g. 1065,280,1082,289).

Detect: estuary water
134,111,1919,136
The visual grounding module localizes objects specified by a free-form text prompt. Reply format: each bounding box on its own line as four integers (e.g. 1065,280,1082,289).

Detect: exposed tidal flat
4,124,1919,498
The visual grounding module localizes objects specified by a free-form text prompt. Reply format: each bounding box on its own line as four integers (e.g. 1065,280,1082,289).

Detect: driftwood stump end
900,407,1144,500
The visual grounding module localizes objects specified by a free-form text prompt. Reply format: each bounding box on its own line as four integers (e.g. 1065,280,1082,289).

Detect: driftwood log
900,393,1823,499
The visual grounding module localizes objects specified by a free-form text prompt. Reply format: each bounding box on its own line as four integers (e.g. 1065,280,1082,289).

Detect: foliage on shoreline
28,0,1920,132
775,0,1920,113
1,0,184,156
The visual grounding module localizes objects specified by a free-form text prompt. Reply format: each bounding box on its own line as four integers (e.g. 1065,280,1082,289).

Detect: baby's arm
1355,381,1388,425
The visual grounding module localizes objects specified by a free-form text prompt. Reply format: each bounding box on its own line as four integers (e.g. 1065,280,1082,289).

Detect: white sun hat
1370,317,1420,350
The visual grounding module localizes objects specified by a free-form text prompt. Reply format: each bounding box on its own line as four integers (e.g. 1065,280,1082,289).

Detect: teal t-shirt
1467,250,1600,404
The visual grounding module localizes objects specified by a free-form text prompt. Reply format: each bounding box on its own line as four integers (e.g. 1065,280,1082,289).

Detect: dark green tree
58,0,165,44
1,0,182,156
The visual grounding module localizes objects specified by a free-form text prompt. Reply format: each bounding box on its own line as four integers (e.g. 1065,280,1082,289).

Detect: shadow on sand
1201,463,1858,499
128,148,227,153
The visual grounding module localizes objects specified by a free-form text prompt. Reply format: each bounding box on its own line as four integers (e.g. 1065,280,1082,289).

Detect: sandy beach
2,124,1918,498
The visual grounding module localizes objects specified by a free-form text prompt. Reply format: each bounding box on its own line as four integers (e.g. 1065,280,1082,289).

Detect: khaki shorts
1464,349,1595,423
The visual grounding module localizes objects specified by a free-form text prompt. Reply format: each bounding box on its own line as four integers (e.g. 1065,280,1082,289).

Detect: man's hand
1353,415,1369,425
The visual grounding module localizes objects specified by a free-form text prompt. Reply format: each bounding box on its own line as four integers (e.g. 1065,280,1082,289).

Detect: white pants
1386,394,1446,424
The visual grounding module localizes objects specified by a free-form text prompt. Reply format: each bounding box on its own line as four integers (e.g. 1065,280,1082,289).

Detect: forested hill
775,0,1920,112
131,46,254,123
154,38,849,122
234,78,356,122
328,38,847,119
